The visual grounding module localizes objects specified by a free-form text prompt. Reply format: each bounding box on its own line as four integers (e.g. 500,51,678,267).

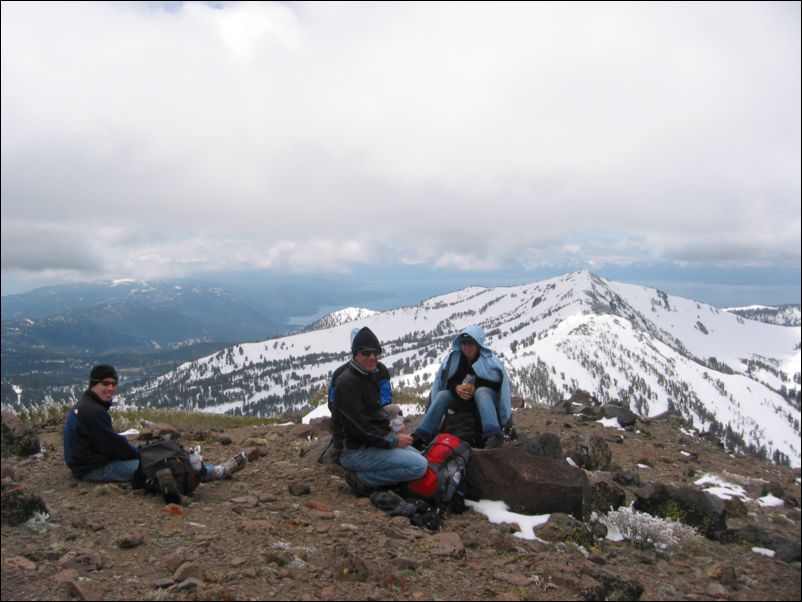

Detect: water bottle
461,374,475,396
390,414,404,433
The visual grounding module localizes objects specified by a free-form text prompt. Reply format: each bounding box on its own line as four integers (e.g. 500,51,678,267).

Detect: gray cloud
1,1,799,292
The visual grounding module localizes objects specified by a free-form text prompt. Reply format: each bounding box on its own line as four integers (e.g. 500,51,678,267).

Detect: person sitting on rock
64,364,248,483
336,327,428,496
326,327,394,464
412,326,513,449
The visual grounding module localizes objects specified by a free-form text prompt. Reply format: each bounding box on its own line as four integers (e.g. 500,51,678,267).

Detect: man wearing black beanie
335,327,427,496
64,364,140,482
326,328,394,464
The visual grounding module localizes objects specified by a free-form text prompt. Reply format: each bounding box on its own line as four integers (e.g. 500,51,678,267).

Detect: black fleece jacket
335,360,395,450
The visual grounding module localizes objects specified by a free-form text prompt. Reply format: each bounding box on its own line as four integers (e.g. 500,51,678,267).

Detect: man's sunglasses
358,349,382,358
100,380,118,388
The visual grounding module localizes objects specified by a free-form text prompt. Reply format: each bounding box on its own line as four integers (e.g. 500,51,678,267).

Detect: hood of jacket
450,325,492,356
431,325,513,427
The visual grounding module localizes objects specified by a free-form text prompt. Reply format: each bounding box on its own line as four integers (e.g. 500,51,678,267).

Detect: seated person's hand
455,384,475,400
396,433,414,448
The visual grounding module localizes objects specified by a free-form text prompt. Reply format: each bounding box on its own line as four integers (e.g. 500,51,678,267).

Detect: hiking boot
411,434,427,452
217,451,248,479
156,467,181,505
502,421,518,441
484,434,504,449
344,471,373,497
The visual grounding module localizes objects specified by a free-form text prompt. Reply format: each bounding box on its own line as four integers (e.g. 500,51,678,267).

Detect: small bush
601,505,699,552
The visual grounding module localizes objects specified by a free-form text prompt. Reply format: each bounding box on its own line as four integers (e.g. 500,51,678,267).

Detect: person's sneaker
344,471,373,497
217,451,248,479
484,434,504,449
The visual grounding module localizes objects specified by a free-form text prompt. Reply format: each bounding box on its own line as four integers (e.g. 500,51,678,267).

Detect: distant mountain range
122,270,801,466
723,304,801,327
1,280,285,353
0,274,394,409
0,274,390,353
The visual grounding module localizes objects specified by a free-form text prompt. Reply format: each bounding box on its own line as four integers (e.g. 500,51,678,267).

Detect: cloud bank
2,1,800,292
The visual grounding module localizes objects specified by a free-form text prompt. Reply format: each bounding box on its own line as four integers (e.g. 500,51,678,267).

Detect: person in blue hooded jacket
412,326,512,449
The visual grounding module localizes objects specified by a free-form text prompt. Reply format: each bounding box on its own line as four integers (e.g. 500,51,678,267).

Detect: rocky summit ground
1,404,800,601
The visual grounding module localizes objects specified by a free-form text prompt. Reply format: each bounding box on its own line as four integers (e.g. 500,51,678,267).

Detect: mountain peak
126,273,800,467
304,307,379,331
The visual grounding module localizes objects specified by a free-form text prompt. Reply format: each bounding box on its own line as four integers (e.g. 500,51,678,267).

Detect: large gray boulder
465,446,589,520
601,403,639,427
523,432,563,459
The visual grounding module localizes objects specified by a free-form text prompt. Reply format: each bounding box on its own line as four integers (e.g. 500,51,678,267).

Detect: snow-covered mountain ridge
723,304,801,327
125,270,801,466
303,307,379,331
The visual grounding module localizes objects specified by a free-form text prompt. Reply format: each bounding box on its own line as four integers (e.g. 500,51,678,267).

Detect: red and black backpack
403,433,472,511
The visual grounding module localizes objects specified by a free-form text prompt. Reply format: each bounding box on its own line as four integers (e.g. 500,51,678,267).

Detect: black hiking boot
156,467,181,505
344,471,373,498
483,434,504,449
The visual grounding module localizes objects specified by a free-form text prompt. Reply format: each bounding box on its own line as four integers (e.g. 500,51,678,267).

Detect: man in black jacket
327,328,394,464
336,327,427,496
63,364,140,482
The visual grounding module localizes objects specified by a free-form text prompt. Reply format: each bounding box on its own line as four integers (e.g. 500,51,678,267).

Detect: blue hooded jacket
430,325,512,426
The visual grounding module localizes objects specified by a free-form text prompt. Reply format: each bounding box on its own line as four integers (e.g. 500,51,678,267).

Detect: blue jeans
201,462,224,482
415,388,503,441
81,459,140,483
340,447,428,488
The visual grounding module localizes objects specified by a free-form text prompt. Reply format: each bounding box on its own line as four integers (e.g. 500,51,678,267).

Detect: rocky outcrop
523,432,564,459
1,482,48,525
601,403,638,427
1,410,40,458
565,433,615,471
718,524,801,562
633,482,727,538
465,447,589,520
2,403,800,602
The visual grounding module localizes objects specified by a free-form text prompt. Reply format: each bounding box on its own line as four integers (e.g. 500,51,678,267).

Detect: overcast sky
2,1,800,299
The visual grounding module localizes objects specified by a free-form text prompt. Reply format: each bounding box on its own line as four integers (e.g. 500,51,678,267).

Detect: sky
1,1,800,304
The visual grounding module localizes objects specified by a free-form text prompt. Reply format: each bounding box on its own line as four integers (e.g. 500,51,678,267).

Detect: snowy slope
723,304,801,327
125,270,801,466
304,307,379,331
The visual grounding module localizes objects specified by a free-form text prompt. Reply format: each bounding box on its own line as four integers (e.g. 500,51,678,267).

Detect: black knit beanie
351,327,382,356
89,364,118,386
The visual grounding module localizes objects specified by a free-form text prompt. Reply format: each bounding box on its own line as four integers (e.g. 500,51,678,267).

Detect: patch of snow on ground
596,417,624,430
302,402,424,424
466,499,550,540
757,493,784,507
694,473,747,500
